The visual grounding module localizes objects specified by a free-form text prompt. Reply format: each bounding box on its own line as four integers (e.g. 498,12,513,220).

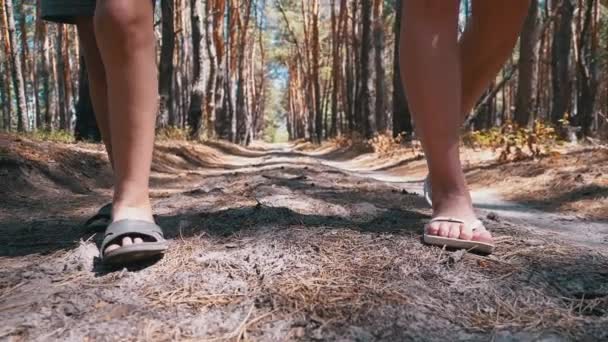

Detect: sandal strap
84,203,113,226
429,217,486,232
429,217,465,224
101,220,165,253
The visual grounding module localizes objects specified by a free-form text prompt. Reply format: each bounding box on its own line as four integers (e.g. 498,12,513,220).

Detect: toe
448,223,461,239
104,244,120,254
472,230,493,244
133,237,144,244
426,222,440,236
438,223,450,237
122,236,133,246
459,224,473,241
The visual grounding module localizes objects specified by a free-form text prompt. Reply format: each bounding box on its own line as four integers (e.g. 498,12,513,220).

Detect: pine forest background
1,0,607,144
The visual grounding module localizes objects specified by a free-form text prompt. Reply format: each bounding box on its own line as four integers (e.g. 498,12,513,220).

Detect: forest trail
322,156,608,249
1,136,607,341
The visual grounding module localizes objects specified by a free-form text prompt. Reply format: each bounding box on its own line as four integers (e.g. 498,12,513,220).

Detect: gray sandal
84,203,113,232
101,219,168,265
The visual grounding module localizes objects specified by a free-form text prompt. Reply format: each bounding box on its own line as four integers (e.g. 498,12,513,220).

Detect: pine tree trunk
575,0,599,136
357,0,375,138
4,0,28,131
204,0,217,138
311,0,322,142
551,0,574,125
235,0,253,144
514,0,538,127
0,0,12,131
188,0,204,139
45,25,55,130
19,1,33,130
34,1,44,129
62,26,74,131
158,0,175,128
74,57,101,141
392,0,412,138
226,0,237,142
211,0,226,138
373,0,386,133
0,47,9,130
344,0,356,132
329,0,339,137
56,25,67,130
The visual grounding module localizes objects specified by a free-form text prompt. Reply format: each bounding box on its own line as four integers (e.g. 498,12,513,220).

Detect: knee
94,0,153,49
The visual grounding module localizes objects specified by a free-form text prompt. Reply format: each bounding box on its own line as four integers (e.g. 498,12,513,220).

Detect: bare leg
401,0,488,242
401,0,529,244
460,0,531,116
75,17,113,166
94,0,157,253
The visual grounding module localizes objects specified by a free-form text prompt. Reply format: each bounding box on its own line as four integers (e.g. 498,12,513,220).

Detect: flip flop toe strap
101,220,165,256
428,217,487,231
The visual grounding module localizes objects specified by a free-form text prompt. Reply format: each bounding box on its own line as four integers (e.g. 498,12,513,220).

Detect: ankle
111,202,154,223
112,190,153,222
432,191,473,208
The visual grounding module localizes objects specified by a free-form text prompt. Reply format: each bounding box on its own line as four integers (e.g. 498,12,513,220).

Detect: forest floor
1,133,607,341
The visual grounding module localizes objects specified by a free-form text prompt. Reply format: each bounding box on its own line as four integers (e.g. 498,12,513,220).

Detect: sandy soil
1,134,607,341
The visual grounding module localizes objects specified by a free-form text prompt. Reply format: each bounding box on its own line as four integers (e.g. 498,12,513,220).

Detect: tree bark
158,0,175,128
574,0,599,136
550,0,574,125
514,0,539,127
56,25,68,130
204,0,217,139
4,0,28,131
188,0,204,139
329,0,340,137
373,0,386,133
74,57,101,141
392,0,412,138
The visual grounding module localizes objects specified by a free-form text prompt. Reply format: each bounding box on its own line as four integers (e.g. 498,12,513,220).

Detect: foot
103,203,155,255
425,191,493,244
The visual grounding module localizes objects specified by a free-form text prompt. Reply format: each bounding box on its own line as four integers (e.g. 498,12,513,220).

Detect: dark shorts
41,0,155,24
40,0,96,24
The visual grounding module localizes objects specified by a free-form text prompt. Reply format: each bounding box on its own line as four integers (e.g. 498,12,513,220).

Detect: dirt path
324,158,608,249
1,137,607,341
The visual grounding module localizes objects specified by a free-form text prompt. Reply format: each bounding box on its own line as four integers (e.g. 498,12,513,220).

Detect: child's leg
74,17,113,166
400,0,490,242
93,0,158,253
460,0,531,116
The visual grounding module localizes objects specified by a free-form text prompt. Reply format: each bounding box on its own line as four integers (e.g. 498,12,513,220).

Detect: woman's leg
460,0,531,116
400,0,489,242
93,0,158,253
401,0,531,244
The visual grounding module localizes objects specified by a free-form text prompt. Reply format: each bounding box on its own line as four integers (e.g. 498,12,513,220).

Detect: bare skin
400,0,530,244
75,0,158,254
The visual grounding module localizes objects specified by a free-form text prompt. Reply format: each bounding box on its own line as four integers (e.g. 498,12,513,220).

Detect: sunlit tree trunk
514,0,539,127
551,0,574,125
357,0,375,137
392,0,412,138
158,0,175,128
373,0,386,133
188,0,204,139
4,0,28,131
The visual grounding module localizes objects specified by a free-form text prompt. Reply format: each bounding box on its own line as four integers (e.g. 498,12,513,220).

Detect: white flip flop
423,217,495,254
423,174,433,207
